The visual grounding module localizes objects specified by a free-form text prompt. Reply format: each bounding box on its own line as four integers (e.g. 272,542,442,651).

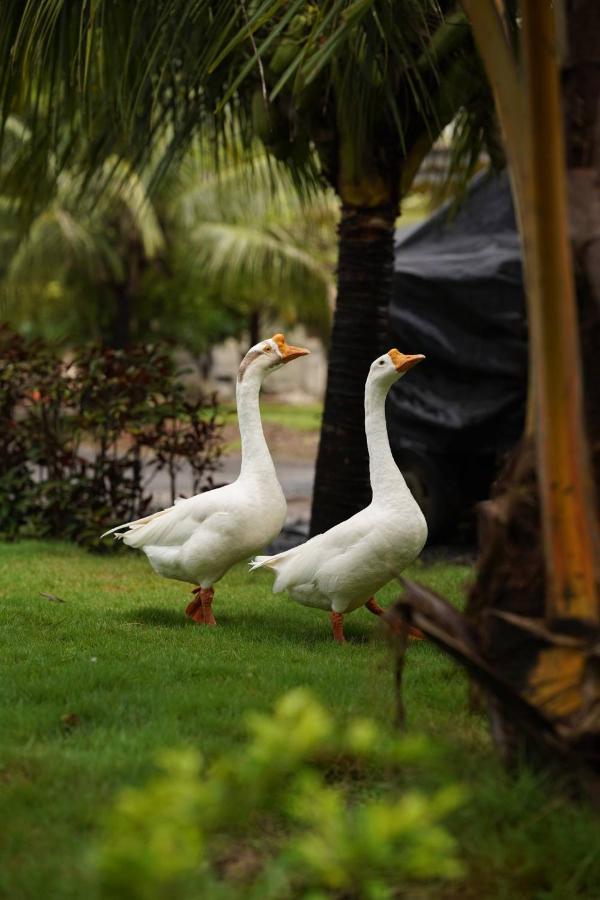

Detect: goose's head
369,348,425,386
238,333,310,382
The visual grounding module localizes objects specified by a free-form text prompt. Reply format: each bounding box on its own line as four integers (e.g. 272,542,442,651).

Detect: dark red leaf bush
0,325,222,547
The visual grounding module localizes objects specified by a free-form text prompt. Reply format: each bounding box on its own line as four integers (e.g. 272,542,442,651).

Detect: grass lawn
1,541,599,899
220,400,323,432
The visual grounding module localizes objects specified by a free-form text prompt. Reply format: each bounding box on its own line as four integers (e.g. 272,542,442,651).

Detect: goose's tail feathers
100,523,130,540
249,555,275,572
249,551,289,572
100,506,172,540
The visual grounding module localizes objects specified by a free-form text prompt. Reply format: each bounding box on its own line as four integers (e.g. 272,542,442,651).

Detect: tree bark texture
249,310,261,349
106,221,147,349
310,203,396,536
307,11,481,536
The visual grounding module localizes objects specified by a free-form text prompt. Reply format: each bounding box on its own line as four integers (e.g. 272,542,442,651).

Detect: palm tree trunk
249,310,261,348
310,201,395,536
393,2,600,786
466,0,600,769
521,1,599,619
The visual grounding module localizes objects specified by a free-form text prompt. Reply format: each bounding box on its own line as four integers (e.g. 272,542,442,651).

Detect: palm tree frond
191,219,331,330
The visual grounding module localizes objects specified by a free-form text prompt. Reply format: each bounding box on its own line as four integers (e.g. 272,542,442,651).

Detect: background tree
0,120,165,347
225,2,498,534
0,1,498,531
1,123,336,351
165,149,336,347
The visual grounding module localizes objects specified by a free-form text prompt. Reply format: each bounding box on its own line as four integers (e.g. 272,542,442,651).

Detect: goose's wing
101,484,235,550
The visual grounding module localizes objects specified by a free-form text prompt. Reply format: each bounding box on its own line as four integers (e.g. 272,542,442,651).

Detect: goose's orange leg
185,588,203,622
365,596,425,640
200,587,216,626
365,597,385,616
186,587,216,625
330,611,346,643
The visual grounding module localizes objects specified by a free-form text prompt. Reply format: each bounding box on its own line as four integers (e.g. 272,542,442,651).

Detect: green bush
0,325,222,546
97,689,464,899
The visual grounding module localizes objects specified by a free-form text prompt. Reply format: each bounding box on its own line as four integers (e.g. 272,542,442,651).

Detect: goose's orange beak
387,349,425,373
273,333,311,363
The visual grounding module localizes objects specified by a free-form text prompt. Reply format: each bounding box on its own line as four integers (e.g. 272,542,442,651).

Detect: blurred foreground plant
0,326,222,546
97,689,463,900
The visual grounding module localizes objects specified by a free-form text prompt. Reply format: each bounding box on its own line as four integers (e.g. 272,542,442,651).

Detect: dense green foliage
0,1,492,347
0,128,336,349
99,689,463,898
165,152,337,342
0,2,494,199
1,544,598,899
0,328,222,545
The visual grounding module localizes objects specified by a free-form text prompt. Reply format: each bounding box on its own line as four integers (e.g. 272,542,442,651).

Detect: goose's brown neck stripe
237,350,263,382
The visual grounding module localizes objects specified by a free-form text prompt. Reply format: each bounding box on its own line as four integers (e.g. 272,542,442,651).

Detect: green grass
220,400,323,432
259,401,322,431
1,542,598,899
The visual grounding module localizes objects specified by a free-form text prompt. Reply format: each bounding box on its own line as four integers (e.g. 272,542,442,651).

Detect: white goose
251,349,428,642
101,334,310,625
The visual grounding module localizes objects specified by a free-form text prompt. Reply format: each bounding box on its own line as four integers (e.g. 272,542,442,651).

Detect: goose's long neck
365,377,407,502
236,369,277,483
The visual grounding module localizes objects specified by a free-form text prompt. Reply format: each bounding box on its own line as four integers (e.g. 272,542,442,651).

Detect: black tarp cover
388,171,527,457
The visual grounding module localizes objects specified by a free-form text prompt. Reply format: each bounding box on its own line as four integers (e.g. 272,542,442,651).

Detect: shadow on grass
120,605,379,647
236,612,376,647
124,606,192,628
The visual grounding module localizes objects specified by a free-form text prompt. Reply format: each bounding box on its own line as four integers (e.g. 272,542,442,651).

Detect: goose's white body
114,475,286,589
251,351,428,616
102,336,307,596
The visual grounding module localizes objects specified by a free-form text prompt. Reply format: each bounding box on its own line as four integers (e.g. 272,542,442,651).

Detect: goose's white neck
236,367,277,483
365,376,408,503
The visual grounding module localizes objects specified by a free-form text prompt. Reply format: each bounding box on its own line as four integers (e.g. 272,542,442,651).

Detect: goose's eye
262,343,272,353
378,360,385,366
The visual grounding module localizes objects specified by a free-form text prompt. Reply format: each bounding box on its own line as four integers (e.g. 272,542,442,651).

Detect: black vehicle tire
394,449,460,541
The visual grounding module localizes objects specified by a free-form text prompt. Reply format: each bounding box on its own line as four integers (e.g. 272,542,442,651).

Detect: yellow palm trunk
462,0,599,622
521,1,599,621
388,1,600,782
460,1,537,435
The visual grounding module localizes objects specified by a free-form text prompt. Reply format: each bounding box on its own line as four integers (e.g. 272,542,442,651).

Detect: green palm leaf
0,1,470,208
171,147,337,336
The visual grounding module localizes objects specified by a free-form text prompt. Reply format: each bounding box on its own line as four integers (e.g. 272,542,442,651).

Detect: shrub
97,689,464,899
0,325,222,546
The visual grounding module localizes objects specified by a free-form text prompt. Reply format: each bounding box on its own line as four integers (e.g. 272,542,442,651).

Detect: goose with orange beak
251,349,427,642
102,334,309,625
